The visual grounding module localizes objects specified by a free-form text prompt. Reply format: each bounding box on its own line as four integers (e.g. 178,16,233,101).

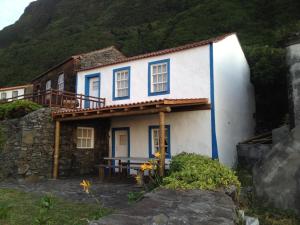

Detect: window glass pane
12,91,18,98
162,64,167,73
82,129,87,138
157,65,162,73
86,140,91,148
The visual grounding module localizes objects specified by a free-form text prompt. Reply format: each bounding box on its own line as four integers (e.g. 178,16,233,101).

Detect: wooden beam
159,111,166,177
57,107,172,121
53,120,61,179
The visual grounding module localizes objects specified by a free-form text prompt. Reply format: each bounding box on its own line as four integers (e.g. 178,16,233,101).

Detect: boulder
90,188,237,225
253,126,300,215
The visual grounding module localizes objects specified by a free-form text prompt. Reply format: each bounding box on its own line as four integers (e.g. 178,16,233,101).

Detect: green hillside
0,0,300,130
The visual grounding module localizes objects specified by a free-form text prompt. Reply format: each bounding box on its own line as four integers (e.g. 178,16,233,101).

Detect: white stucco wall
213,34,255,167
109,111,212,160
77,45,211,105
0,88,25,101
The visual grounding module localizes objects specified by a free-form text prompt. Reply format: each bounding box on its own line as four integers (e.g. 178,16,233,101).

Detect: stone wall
0,108,54,180
0,108,110,180
59,119,110,177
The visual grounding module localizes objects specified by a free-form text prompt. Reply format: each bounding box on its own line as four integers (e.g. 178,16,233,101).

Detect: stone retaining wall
0,108,110,180
0,108,54,180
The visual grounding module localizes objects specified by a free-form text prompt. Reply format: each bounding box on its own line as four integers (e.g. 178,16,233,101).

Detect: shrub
0,100,42,120
163,153,240,191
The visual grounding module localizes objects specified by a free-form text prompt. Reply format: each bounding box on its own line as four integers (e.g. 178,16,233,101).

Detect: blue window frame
148,125,171,159
148,59,170,96
113,67,130,101
84,73,100,108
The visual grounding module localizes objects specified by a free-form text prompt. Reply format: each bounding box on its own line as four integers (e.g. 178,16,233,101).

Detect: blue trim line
84,73,101,108
112,127,131,167
209,43,219,160
148,59,170,96
112,66,131,101
148,125,171,159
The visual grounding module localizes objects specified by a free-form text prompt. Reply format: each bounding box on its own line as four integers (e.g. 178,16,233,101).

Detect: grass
236,167,300,225
0,188,111,225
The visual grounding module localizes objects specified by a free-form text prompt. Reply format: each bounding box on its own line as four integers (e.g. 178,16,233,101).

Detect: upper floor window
77,127,94,149
113,67,130,100
58,74,64,91
12,91,18,98
46,80,51,91
149,125,171,159
148,59,170,96
0,92,7,100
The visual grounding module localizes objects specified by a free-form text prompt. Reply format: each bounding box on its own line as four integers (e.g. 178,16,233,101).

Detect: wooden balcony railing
0,89,106,110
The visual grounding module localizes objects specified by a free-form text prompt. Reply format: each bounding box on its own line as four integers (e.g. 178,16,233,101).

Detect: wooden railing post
159,111,166,177
53,120,61,179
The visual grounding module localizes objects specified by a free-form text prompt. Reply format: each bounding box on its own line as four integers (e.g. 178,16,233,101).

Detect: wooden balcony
0,89,106,110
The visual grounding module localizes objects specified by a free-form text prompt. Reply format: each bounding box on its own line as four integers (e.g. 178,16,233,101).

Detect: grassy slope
0,188,108,225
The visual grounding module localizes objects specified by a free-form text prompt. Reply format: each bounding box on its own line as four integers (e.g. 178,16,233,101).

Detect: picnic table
96,157,156,179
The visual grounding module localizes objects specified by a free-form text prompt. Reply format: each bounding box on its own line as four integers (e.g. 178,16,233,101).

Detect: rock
272,125,289,145
237,144,272,170
90,189,237,225
17,164,30,175
253,126,300,215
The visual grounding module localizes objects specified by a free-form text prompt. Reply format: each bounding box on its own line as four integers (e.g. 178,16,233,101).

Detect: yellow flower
147,164,153,170
154,152,161,158
140,163,148,171
80,180,91,194
135,174,143,185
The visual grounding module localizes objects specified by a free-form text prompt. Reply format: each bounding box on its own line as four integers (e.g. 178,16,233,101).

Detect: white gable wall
77,45,211,105
213,35,255,167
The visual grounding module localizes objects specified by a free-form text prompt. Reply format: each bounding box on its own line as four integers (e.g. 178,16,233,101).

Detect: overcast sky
0,0,36,30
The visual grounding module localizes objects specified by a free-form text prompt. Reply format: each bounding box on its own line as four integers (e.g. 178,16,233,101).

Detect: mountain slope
0,0,300,130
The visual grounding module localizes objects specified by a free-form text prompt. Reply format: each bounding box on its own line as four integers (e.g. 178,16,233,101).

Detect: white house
0,84,33,102
55,33,255,169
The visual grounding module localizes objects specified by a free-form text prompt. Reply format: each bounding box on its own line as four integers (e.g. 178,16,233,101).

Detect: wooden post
53,120,61,179
159,111,166,176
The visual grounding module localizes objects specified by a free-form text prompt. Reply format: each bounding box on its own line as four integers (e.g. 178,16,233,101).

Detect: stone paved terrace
0,178,142,210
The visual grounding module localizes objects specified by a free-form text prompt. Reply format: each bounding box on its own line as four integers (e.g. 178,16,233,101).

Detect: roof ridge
77,33,236,72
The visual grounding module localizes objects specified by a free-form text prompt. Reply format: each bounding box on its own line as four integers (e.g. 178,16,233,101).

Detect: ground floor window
0,92,7,100
149,125,170,158
12,91,18,98
77,127,94,149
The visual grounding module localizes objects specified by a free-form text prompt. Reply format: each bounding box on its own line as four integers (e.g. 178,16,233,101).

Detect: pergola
51,98,211,178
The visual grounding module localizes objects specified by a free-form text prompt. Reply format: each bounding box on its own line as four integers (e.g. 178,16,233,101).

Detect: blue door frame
84,73,101,108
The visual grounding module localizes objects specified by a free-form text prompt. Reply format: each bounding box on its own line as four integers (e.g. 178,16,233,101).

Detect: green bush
0,100,42,120
163,153,240,191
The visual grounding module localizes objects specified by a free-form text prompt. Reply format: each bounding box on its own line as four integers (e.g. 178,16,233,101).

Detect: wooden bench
95,164,129,180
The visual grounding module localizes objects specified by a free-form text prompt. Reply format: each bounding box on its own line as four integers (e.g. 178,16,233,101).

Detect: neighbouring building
31,46,126,94
50,32,255,176
0,84,33,102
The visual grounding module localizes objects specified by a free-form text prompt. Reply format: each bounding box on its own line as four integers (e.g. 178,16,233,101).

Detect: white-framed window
77,127,95,149
0,92,7,100
148,59,170,95
149,125,170,158
58,74,64,91
12,91,18,98
113,67,130,100
46,80,52,91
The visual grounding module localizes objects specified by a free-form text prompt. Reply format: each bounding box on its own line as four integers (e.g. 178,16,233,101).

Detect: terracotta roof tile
52,98,209,115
